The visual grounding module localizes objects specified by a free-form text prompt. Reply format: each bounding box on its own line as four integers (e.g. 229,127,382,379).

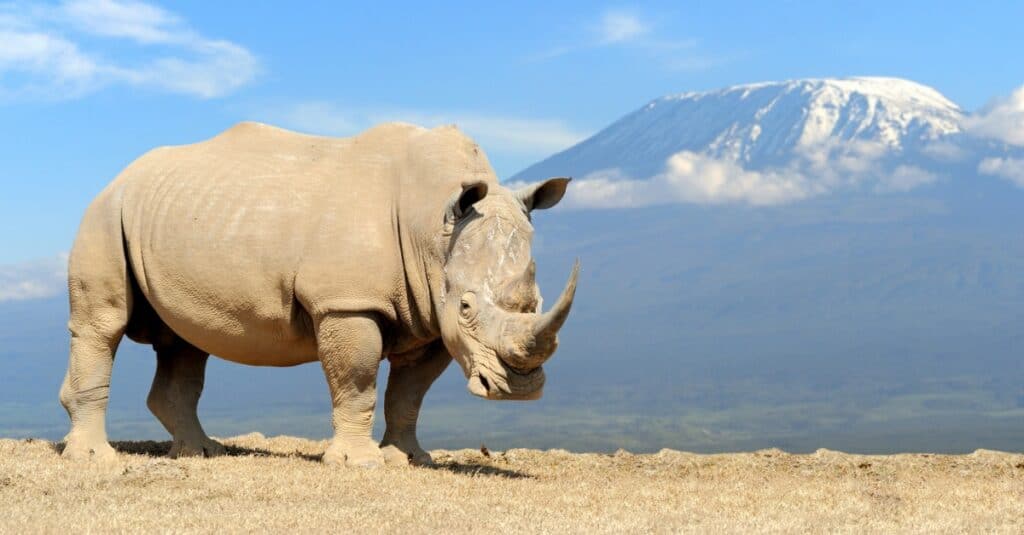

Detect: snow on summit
512,77,995,207
665,77,963,147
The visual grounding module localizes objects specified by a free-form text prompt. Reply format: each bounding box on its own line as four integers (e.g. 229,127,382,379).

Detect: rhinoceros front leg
146,338,225,458
380,344,452,466
316,312,385,468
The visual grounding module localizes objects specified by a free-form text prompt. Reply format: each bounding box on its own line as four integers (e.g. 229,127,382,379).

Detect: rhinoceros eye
459,293,476,319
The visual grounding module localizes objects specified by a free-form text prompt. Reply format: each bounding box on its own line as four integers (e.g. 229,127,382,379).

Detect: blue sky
1,0,1023,266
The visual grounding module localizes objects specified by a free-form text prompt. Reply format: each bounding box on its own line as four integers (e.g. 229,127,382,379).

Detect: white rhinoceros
59,122,578,467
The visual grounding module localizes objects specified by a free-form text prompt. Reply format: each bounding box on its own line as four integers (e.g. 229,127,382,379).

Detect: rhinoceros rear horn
500,260,579,371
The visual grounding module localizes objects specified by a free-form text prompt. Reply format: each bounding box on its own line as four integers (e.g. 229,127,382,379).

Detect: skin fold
59,122,578,467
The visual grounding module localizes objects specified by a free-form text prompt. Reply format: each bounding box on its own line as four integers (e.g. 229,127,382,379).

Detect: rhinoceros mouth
467,363,544,401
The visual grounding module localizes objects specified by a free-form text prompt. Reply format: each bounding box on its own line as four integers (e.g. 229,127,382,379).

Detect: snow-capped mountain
513,77,1020,206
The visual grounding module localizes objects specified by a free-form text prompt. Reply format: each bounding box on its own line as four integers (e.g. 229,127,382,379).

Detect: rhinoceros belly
132,251,319,366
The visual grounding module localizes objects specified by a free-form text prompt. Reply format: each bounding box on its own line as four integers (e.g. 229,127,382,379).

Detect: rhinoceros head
438,177,578,400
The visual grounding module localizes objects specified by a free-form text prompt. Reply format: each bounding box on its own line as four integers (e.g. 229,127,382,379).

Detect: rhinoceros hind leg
60,327,122,463
316,312,385,468
381,344,452,467
60,191,131,463
147,337,225,458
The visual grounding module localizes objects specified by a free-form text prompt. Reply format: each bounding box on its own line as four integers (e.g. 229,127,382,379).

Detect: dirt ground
1,433,1022,533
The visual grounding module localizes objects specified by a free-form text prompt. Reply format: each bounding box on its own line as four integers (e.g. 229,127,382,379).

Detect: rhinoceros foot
323,437,385,468
169,436,226,459
380,444,434,467
62,435,117,463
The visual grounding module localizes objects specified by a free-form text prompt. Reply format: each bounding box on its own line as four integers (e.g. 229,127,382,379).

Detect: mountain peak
665,77,962,114
514,76,965,183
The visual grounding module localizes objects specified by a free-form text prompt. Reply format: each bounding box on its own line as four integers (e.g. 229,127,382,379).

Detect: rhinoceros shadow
50,440,322,463
49,440,532,477
424,461,531,479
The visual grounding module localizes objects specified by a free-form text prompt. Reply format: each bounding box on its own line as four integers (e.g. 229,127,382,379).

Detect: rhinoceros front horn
531,260,579,343
499,260,580,372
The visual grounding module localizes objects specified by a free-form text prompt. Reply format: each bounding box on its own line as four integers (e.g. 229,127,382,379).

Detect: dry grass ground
1,433,1022,533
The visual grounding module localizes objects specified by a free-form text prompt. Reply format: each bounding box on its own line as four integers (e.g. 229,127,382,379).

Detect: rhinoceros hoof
380,444,434,467
62,438,117,463
169,437,226,459
410,451,435,467
324,440,384,468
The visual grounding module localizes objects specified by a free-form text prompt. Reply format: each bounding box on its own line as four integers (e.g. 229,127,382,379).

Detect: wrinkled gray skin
58,122,578,467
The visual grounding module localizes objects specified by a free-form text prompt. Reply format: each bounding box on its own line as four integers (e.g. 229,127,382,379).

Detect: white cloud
920,140,968,162
531,9,717,70
795,139,888,181
978,157,1024,188
60,0,182,43
566,153,815,208
0,29,98,96
596,11,648,44
0,0,258,99
0,254,68,302
662,152,815,205
114,40,257,98
271,101,589,156
963,84,1024,146
399,113,587,156
556,168,657,208
876,165,938,193
564,143,940,209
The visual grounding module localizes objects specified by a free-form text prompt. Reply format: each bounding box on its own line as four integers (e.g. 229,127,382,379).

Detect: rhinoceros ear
445,180,489,222
516,177,571,212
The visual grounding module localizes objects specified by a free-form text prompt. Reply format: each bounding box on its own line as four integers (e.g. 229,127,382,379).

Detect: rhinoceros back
119,122,426,365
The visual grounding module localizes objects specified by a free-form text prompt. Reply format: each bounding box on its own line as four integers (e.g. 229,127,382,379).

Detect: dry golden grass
1,433,1022,534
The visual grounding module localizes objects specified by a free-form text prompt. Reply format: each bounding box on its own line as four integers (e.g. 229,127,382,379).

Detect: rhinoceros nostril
477,374,491,393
